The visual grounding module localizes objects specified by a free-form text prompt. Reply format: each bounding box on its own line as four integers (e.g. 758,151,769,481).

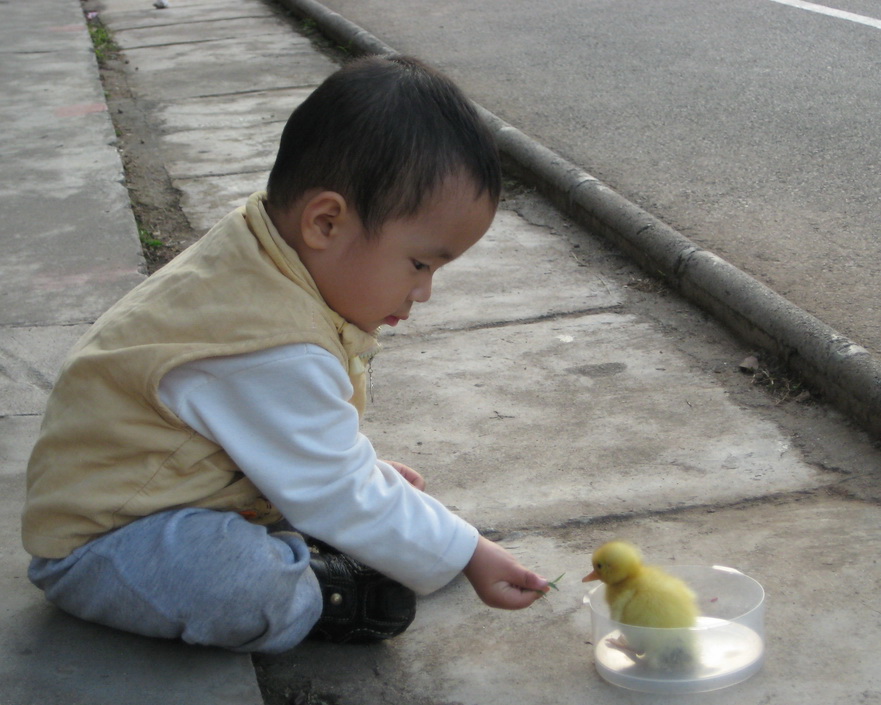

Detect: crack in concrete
399,306,628,338
477,487,843,540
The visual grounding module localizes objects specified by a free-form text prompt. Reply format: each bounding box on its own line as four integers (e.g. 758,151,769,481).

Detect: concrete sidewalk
2,0,881,703
0,1,262,702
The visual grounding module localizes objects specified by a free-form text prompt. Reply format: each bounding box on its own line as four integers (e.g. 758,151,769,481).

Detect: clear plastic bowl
586,565,765,694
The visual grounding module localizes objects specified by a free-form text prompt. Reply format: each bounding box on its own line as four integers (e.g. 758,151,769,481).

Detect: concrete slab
101,0,277,25
0,3,143,327
0,39,97,107
0,326,90,416
116,15,294,47
122,36,332,101
2,192,144,326
0,417,44,479
387,209,624,334
155,90,308,182
163,124,281,179
175,171,270,234
367,312,827,530
0,0,263,701
0,0,85,46
155,88,307,132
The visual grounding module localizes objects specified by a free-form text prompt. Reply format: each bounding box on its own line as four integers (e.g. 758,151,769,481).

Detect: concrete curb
278,0,881,438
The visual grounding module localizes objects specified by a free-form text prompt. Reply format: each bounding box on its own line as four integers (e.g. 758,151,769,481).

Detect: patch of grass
137,223,175,271
335,39,354,55
138,226,164,251
86,15,119,65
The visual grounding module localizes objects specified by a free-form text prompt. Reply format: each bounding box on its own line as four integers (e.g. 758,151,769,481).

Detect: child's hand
463,536,549,610
383,460,426,491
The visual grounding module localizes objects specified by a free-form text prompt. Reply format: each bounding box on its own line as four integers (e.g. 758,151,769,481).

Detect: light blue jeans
28,508,323,653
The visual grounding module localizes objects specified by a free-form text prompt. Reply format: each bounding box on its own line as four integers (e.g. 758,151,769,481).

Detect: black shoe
308,549,416,644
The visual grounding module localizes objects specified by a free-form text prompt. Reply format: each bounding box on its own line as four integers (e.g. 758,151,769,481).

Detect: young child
22,55,549,653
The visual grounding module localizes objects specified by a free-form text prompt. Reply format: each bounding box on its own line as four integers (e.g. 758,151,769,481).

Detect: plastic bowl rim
587,564,765,628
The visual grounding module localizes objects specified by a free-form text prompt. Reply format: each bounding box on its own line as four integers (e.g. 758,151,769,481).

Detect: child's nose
411,274,432,303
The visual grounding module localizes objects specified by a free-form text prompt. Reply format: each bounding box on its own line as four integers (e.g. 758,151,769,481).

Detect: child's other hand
463,536,549,610
383,460,426,491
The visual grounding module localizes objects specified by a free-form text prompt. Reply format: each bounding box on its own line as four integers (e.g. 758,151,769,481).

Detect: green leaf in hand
534,572,566,597
547,573,565,591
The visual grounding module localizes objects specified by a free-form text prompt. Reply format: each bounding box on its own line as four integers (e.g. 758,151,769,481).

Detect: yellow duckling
583,540,699,671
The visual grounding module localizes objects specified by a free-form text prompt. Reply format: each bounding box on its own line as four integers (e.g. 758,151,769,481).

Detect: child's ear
300,191,349,251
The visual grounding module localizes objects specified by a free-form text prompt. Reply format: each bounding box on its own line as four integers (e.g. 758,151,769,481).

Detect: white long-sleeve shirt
158,343,478,595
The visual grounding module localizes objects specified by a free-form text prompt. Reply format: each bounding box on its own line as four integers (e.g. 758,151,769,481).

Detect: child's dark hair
267,54,501,235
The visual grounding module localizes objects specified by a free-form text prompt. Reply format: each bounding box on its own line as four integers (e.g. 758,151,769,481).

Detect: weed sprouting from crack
85,13,119,66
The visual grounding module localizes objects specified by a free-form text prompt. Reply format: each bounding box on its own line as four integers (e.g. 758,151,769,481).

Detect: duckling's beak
582,570,599,582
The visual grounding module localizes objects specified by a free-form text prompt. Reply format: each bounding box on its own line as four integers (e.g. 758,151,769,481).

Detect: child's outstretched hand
463,535,549,610
383,460,426,491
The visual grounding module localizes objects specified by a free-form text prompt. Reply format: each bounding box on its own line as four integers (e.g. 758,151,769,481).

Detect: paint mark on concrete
54,103,108,118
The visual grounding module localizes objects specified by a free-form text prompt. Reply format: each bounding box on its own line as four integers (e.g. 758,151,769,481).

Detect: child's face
317,178,496,333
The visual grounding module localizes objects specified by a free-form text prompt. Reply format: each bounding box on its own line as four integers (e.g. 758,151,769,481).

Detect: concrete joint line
122,37,243,51
177,85,318,100
111,15,269,32
172,168,270,180
534,488,825,534
439,305,628,335
278,0,881,437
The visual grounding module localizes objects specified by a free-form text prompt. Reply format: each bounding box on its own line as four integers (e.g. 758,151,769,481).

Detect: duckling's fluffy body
584,541,699,671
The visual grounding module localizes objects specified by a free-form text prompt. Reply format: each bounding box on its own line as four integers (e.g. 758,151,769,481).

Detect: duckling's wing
619,572,698,628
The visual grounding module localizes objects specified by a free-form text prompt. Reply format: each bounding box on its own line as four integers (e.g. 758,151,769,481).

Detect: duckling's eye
596,562,603,569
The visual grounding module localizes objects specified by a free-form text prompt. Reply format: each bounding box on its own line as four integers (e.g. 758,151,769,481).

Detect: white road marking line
768,0,881,30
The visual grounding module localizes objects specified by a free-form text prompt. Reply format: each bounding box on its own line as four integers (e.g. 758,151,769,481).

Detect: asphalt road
315,0,881,356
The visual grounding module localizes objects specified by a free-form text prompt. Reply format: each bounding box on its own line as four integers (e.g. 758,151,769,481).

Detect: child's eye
412,260,429,271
